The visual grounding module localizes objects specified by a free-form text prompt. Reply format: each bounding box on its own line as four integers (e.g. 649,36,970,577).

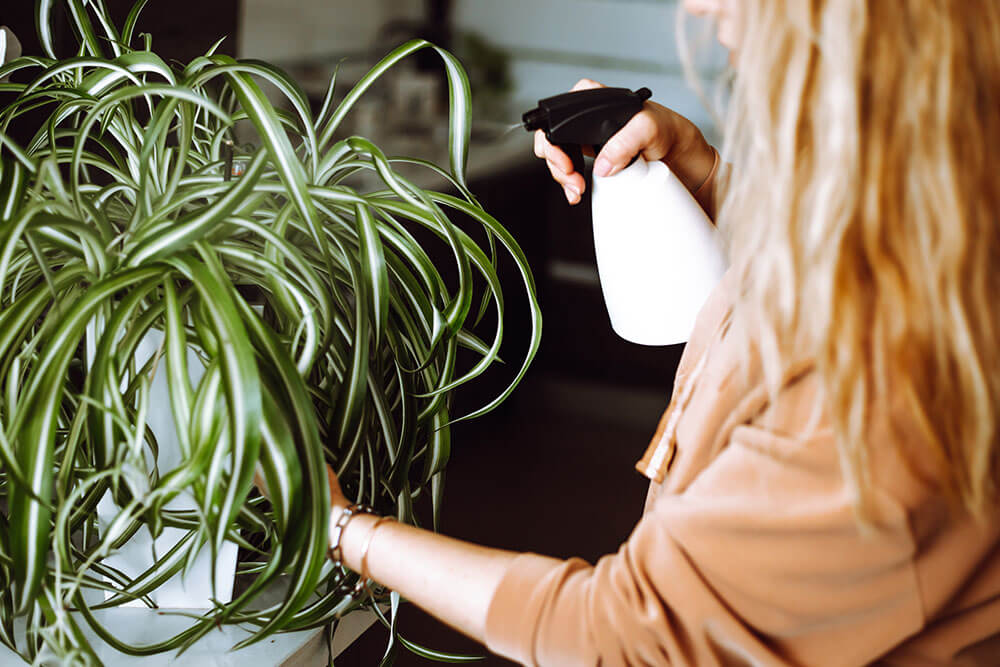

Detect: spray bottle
523,87,727,345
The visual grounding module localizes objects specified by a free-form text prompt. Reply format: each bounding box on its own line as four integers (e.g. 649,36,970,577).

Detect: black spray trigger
524,86,653,181
555,142,587,176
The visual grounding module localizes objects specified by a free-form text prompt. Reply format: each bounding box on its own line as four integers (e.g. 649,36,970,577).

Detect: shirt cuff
484,552,567,665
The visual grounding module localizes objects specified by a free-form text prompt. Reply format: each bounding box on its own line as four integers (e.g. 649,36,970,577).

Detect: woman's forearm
337,512,518,641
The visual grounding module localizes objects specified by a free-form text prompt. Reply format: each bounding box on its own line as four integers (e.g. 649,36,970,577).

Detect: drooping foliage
0,1,540,662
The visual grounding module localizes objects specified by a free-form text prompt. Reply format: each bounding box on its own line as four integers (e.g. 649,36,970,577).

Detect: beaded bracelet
327,503,376,566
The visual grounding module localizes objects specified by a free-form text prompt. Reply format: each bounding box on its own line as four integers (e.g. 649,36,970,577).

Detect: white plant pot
91,327,238,609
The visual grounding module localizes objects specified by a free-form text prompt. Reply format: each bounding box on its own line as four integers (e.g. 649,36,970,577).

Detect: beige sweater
484,270,1000,666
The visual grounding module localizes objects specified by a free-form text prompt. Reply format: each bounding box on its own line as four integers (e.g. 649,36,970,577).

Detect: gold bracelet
693,146,720,198
360,515,397,582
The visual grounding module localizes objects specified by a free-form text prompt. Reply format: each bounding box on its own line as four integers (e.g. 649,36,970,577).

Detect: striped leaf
0,1,541,660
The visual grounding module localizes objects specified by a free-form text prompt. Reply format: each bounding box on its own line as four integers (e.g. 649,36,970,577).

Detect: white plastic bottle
590,157,728,346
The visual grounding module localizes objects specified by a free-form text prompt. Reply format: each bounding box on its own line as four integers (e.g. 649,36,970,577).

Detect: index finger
534,129,548,158
571,78,605,92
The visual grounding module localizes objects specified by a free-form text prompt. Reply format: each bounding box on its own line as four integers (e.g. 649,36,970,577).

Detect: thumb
592,112,657,178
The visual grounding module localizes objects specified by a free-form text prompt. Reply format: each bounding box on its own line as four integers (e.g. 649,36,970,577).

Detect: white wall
453,0,728,137
238,0,728,138
238,0,423,62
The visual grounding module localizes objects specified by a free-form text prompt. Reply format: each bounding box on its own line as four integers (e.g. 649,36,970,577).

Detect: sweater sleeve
484,410,925,666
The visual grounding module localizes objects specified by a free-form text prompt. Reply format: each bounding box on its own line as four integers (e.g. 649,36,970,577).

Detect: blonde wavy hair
702,1,1000,516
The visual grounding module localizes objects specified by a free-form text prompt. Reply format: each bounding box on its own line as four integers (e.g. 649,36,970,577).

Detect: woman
324,1,1000,664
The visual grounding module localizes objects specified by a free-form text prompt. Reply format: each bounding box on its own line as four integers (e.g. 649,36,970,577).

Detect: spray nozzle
523,86,651,175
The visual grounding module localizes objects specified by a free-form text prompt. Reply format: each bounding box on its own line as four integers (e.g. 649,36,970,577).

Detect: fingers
532,128,548,159
593,108,669,178
556,172,585,205
534,129,572,172
326,465,351,508
571,78,604,92
535,129,586,204
531,79,606,205
326,465,344,498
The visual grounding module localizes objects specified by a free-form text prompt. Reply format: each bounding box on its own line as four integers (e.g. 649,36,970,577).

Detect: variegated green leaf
0,2,541,661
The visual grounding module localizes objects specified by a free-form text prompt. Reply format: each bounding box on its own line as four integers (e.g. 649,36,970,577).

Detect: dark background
2,3,683,664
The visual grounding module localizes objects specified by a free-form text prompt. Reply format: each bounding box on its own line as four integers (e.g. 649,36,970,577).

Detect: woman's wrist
359,516,397,580
668,133,718,218
693,146,720,198
329,504,398,576
666,135,717,194
327,503,375,567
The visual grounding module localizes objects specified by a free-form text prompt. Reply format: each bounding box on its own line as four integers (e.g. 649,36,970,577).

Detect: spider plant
0,1,541,663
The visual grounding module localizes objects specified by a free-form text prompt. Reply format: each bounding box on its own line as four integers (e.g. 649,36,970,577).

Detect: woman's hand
259,462,516,643
325,465,350,519
323,464,517,643
250,454,519,645
255,463,350,531
533,78,718,209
